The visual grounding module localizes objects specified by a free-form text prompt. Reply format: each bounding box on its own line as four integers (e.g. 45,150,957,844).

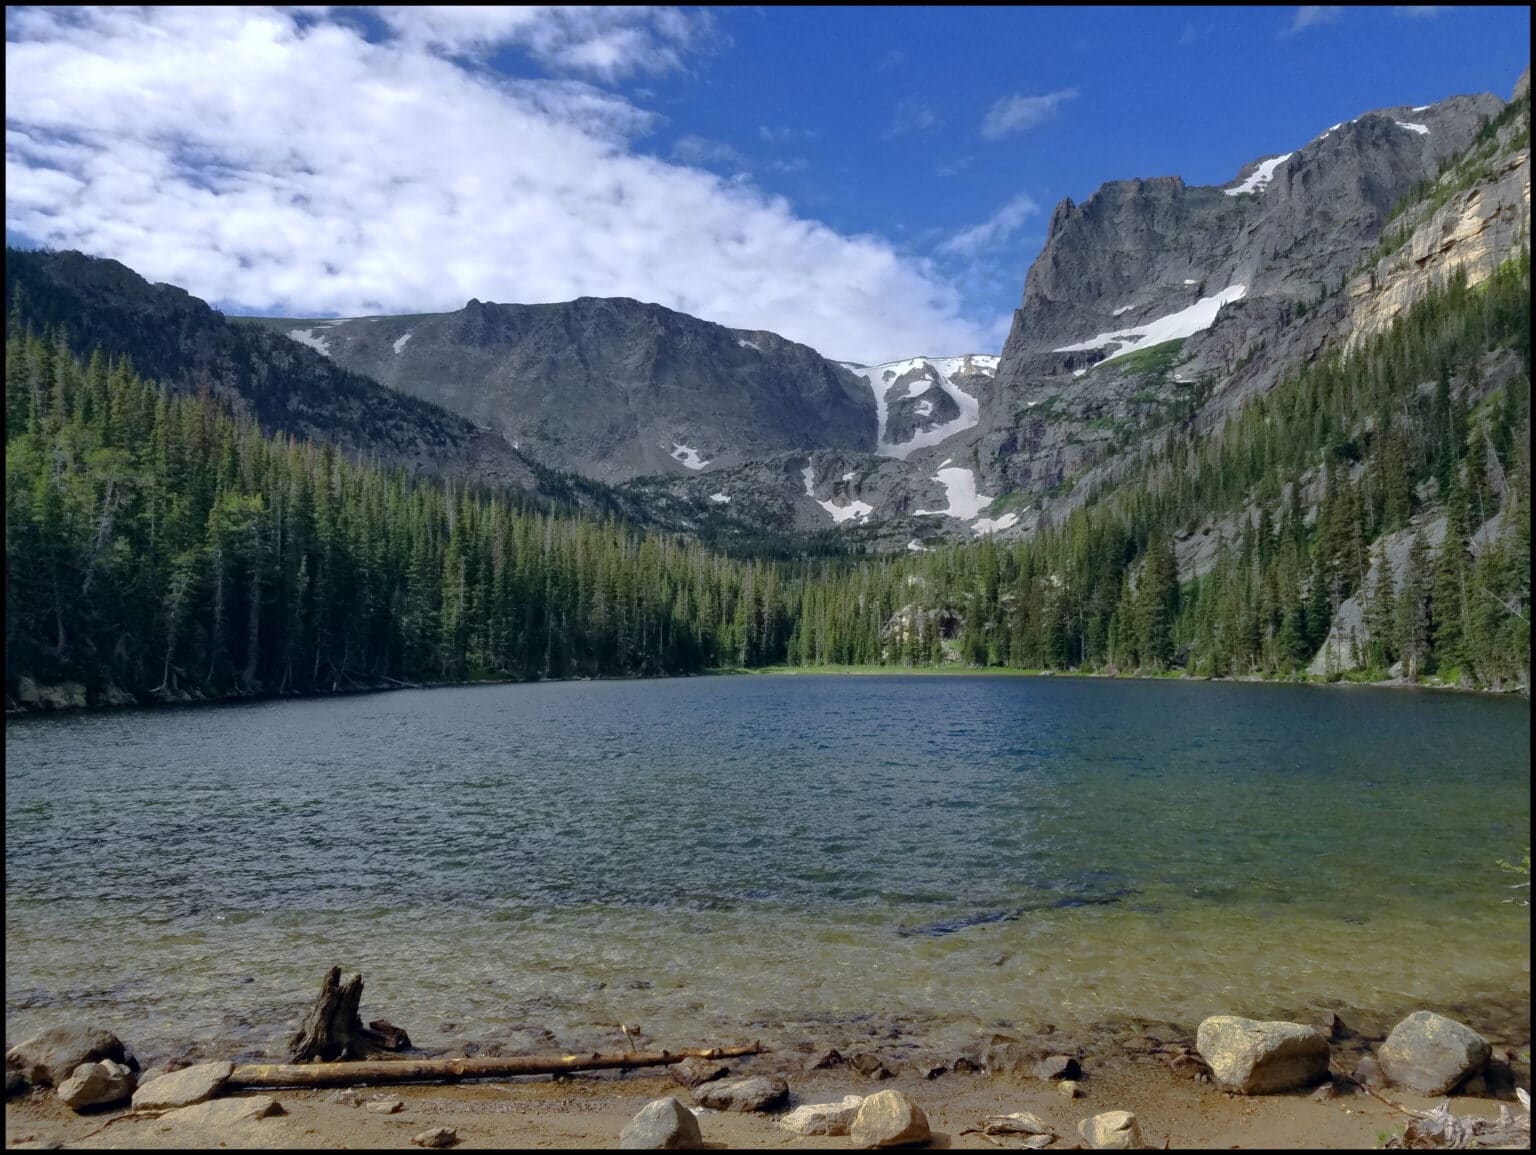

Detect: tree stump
288,967,413,1062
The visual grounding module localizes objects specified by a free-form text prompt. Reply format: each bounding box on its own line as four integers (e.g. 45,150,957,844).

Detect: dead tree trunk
229,1044,766,1090
288,967,412,1062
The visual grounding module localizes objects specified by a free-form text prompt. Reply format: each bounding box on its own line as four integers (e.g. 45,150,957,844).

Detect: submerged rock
1195,1016,1329,1093
1378,1011,1491,1095
849,1089,930,1148
620,1096,703,1149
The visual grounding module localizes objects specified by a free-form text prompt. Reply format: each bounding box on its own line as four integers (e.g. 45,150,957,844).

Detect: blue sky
6,6,1530,363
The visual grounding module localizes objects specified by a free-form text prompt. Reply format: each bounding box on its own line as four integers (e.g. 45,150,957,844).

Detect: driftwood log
288,967,413,1062
229,1044,766,1089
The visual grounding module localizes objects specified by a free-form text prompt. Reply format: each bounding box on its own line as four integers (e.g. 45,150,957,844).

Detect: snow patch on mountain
393,331,413,354
972,512,1020,535
1395,121,1430,135
1053,285,1247,363
671,443,710,470
1112,304,1135,317
737,337,761,352
287,328,332,356
802,464,872,524
914,466,994,520
850,356,989,460
1223,153,1292,196
708,492,731,504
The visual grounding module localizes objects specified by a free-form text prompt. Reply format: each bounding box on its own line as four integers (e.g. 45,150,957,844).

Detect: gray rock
669,1057,729,1088
850,1051,895,1079
6,1069,29,1099
983,1035,1040,1076
692,1075,789,1113
55,1060,135,1111
806,1047,845,1071
5,1025,135,1089
849,1088,930,1148
412,1127,459,1148
130,1060,233,1110
159,1095,283,1125
1196,1016,1329,1094
619,1096,703,1150
1078,1110,1142,1149
1036,1054,1081,1080
778,1095,864,1136
326,1088,365,1106
365,1098,404,1114
1378,1011,1491,1095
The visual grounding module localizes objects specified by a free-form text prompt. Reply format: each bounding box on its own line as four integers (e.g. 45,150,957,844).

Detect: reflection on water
5,676,1530,1059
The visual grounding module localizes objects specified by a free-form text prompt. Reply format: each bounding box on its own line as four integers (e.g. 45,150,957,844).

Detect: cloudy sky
5,6,1530,363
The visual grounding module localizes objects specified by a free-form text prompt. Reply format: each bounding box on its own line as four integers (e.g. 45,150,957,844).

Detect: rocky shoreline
7,996,1531,1149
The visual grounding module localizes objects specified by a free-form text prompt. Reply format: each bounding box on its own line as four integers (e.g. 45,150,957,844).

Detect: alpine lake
5,675,1530,1064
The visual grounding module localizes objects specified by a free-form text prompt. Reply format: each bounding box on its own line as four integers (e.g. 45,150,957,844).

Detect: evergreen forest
4,253,1530,707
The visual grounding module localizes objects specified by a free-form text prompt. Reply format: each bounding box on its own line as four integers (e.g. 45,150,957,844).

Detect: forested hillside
5,250,1528,709
3,323,801,706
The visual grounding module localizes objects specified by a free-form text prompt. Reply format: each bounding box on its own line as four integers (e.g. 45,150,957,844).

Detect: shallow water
5,675,1530,1060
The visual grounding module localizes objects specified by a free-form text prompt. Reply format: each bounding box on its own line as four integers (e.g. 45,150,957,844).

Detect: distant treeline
4,255,1530,706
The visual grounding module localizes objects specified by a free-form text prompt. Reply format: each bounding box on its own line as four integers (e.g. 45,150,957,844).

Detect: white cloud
1283,6,1344,36
883,98,943,140
671,134,749,170
375,6,714,79
979,89,1077,140
936,194,1040,256
4,6,991,364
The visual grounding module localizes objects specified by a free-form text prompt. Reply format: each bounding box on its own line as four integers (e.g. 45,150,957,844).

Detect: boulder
412,1127,458,1148
1353,1055,1385,1090
619,1096,703,1149
1378,1012,1491,1095
130,1060,233,1110
778,1095,863,1136
1195,1016,1329,1093
55,1060,135,1111
1079,1110,1142,1149
160,1096,284,1125
365,1098,404,1114
849,1089,930,1148
669,1057,729,1088
1059,1079,1083,1098
5,1026,135,1089
1036,1054,1081,1080
692,1075,788,1113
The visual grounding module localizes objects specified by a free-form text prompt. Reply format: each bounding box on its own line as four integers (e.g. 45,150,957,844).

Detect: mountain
243,296,876,483
4,248,534,491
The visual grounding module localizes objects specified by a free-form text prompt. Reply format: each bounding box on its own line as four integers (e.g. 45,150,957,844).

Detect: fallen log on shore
227,1043,766,1089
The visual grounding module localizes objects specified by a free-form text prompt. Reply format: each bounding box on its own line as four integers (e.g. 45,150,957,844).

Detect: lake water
5,675,1530,1063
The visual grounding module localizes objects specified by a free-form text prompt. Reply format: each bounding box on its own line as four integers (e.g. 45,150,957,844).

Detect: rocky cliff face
971,91,1507,508
261,297,876,484
3,249,533,490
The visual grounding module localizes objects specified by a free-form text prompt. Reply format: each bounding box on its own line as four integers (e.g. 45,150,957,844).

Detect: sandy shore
7,1032,1527,1150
